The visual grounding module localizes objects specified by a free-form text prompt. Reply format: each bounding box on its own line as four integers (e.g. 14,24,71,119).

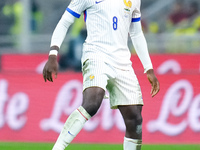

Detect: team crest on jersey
123,0,132,17
124,0,132,11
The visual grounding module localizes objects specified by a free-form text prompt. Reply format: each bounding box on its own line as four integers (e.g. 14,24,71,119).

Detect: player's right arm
43,11,75,82
43,0,88,82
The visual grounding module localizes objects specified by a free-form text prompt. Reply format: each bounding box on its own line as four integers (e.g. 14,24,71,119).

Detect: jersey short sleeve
132,0,141,22
67,0,89,18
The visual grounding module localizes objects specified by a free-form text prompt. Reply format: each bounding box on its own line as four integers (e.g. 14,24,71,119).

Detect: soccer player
43,0,160,150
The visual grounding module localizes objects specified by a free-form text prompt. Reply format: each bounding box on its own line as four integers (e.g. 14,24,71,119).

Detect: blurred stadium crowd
0,0,200,70
144,0,200,34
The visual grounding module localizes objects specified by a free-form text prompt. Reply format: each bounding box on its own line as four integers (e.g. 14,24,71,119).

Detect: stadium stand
0,0,199,54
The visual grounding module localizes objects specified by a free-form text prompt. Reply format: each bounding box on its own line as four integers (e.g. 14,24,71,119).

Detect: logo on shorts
89,75,95,80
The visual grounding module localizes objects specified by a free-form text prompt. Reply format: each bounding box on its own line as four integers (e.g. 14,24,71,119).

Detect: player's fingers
156,82,160,95
150,86,153,95
152,90,157,97
151,81,160,97
151,88,156,97
149,78,154,95
44,74,47,82
47,71,53,82
54,71,57,79
49,72,53,82
151,82,155,97
151,84,156,97
43,69,47,82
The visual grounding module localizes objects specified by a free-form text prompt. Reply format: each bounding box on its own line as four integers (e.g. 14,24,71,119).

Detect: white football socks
52,106,91,150
124,137,142,150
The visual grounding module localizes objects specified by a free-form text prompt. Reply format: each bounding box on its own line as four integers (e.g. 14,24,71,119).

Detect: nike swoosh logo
95,0,104,4
68,131,74,136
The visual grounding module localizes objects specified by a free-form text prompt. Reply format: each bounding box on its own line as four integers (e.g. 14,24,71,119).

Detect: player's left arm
43,11,76,82
129,21,160,97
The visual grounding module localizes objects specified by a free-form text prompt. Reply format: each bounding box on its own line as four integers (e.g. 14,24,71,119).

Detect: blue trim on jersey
66,8,81,18
132,17,141,22
84,10,87,22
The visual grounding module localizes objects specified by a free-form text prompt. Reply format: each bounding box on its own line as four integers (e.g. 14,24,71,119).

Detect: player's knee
82,100,102,117
125,115,143,138
135,114,143,135
82,87,105,116
85,103,100,116
126,116,142,127
136,113,143,125
82,96,103,117
125,112,143,129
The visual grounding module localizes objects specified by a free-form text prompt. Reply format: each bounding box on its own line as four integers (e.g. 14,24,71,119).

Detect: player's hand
43,55,58,82
146,69,160,97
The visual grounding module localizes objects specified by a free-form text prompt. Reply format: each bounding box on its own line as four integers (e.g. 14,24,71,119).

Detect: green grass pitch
0,142,200,150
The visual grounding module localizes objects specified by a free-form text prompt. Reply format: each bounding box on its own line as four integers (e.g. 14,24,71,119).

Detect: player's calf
52,106,91,150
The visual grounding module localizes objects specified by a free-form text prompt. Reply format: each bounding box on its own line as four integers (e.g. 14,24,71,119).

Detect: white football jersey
67,0,141,70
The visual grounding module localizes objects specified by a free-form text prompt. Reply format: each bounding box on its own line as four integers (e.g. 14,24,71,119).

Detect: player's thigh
82,59,110,92
118,105,143,122
82,59,110,116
